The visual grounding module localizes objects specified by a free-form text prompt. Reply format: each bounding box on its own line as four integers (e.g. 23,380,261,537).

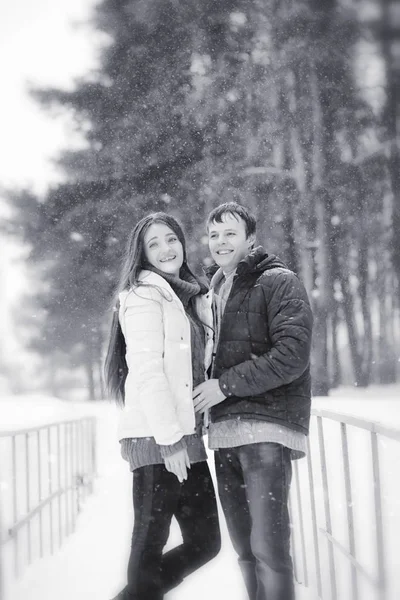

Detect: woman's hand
164,447,191,483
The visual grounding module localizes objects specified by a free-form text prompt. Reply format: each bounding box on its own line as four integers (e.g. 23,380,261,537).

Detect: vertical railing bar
12,435,19,577
81,419,86,499
74,421,78,520
81,419,85,499
77,420,82,510
340,423,358,600
306,434,323,599
57,424,62,548
88,419,92,491
70,422,76,532
317,416,337,600
294,458,308,586
85,419,90,496
94,418,97,478
1,418,97,587
64,423,69,537
288,493,300,585
25,432,32,567
91,418,97,489
371,431,386,600
0,441,6,600
47,426,54,555
80,420,85,500
37,430,43,558
86,420,89,488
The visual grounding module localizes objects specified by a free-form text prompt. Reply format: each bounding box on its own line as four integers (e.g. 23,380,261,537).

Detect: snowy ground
1,386,399,600
1,399,251,600
295,385,400,600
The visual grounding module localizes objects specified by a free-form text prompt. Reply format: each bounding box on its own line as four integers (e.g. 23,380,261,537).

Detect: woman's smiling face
143,222,184,276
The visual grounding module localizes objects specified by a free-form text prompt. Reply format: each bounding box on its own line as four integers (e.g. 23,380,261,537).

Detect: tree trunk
381,0,400,383
84,340,96,401
308,57,332,396
281,182,300,274
358,235,372,386
311,189,331,395
381,0,400,286
290,123,313,290
48,354,59,398
338,271,364,386
330,302,342,388
96,327,106,400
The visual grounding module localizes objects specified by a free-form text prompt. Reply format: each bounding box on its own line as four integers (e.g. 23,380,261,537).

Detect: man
193,202,313,600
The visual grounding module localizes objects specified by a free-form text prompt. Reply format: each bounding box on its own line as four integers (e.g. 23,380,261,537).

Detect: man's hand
193,379,227,413
164,448,191,483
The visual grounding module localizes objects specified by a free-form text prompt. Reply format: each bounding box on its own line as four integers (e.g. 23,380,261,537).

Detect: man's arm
218,271,313,398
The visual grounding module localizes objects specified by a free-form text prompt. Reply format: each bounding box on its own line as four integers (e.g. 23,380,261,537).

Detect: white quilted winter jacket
117,270,214,446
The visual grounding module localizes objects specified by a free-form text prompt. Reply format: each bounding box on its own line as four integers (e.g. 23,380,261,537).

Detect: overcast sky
0,0,385,198
0,0,100,195
0,0,101,371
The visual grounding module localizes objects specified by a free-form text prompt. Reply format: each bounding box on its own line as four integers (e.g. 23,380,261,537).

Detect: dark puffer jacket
209,247,313,434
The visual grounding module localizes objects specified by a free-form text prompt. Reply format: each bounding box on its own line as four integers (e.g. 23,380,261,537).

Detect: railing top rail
0,416,96,438
311,408,400,442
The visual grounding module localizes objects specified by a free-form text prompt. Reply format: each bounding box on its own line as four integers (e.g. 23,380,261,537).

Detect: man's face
208,213,254,273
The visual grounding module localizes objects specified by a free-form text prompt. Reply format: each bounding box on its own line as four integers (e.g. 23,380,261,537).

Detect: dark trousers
123,461,220,600
215,443,294,600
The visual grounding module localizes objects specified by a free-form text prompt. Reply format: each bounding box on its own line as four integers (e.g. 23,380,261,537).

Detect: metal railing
0,417,97,599
290,408,400,600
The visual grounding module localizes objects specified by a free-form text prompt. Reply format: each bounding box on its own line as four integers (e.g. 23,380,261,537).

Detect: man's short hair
207,202,257,239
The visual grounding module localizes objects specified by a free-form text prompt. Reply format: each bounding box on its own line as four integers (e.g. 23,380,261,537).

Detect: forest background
2,0,399,399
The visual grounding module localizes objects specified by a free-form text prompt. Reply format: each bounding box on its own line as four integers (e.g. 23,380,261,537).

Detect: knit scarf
145,264,205,308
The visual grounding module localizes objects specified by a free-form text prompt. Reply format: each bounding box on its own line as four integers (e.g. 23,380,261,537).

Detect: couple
105,202,313,600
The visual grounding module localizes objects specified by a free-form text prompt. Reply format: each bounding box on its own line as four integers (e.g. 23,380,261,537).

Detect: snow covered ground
294,385,400,600
0,386,399,600
1,398,251,600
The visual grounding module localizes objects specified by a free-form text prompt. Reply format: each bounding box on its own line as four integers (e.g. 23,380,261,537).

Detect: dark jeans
123,461,221,600
215,443,294,600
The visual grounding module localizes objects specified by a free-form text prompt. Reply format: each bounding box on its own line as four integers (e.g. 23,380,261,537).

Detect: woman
104,213,221,600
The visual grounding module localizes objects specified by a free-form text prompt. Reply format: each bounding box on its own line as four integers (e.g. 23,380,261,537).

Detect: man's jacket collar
204,246,288,280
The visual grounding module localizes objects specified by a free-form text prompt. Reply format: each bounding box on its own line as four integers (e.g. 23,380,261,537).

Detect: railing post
25,432,31,567
293,459,308,586
90,418,97,488
70,422,76,532
317,415,337,600
47,427,54,555
11,436,18,577
64,423,69,537
288,493,299,583
37,430,44,559
0,456,6,600
57,424,62,548
370,431,386,600
306,435,323,599
0,417,98,589
77,420,83,511
93,417,97,477
340,422,358,600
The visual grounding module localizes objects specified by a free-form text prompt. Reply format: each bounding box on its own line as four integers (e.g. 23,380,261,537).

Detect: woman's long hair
104,212,203,406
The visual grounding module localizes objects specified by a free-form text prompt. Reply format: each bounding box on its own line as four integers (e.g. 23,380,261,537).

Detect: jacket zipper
212,273,239,374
